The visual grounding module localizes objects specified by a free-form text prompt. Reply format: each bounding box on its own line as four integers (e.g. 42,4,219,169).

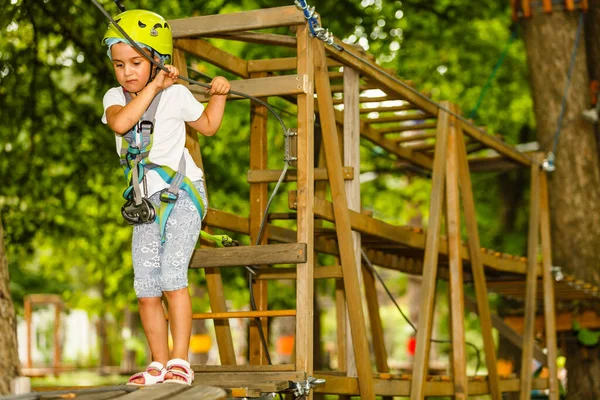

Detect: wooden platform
9,384,227,400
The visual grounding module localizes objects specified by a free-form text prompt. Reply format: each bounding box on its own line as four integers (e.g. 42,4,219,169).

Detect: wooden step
186,310,296,320
189,243,307,269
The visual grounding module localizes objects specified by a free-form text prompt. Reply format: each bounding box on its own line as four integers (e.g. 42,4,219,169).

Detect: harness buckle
121,198,156,225
138,120,154,136
160,189,178,204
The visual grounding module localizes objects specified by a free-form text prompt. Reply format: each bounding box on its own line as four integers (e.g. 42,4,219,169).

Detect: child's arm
106,65,179,135
187,76,230,137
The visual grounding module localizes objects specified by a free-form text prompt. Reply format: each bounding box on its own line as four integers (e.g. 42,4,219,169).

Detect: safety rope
469,26,518,119
542,11,585,172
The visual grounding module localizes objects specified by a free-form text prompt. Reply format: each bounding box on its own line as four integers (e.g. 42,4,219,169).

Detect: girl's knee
137,296,162,307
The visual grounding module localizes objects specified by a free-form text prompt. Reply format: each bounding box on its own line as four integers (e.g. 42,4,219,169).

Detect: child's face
110,42,153,93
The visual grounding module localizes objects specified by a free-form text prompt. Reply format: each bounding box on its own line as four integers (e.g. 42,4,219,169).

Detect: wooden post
519,159,541,399
522,0,532,17
455,122,502,400
173,48,237,365
295,23,315,383
539,166,559,400
445,106,468,399
249,71,270,365
335,278,348,373
25,296,32,369
342,66,363,377
53,303,61,376
409,104,451,400
313,39,375,400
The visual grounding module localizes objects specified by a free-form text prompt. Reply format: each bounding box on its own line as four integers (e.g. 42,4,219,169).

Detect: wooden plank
189,74,308,102
445,108,468,400
76,391,130,400
247,167,354,183
291,193,533,276
249,71,269,366
464,297,547,365
389,131,437,143
519,159,541,400
504,310,600,333
313,374,549,396
342,64,363,378
169,385,226,400
248,57,341,73
323,39,532,166
118,383,190,399
410,104,450,400
209,32,297,48
378,123,438,136
295,22,315,378
189,310,296,319
539,166,559,400
314,38,375,399
174,39,249,78
455,122,501,400
254,265,343,280
362,264,390,375
169,6,305,38
193,364,295,372
189,243,307,268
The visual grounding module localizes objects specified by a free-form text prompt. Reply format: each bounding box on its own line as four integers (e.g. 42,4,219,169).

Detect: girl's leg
160,181,205,382
130,210,169,384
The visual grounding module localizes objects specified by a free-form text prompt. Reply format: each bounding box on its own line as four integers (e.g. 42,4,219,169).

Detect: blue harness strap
120,88,205,243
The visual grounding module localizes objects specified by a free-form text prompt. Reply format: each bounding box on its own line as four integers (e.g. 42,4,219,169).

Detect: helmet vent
138,20,146,28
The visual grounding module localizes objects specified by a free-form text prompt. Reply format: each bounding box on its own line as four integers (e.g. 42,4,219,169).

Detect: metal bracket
290,376,326,399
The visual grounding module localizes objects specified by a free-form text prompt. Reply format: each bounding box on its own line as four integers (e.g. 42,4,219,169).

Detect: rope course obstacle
23,2,599,399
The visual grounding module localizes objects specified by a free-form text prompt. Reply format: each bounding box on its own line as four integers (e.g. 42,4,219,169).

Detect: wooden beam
539,166,559,400
520,160,541,400
209,32,297,48
290,193,533,275
189,243,307,268
504,310,600,333
247,167,354,183
174,39,249,78
169,6,305,38
410,104,450,400
253,265,343,280
189,310,296,320
189,74,308,102
313,374,549,397
376,122,437,135
314,38,375,399
295,22,315,379
249,70,269,365
248,57,341,73
445,107,468,399
324,39,532,166
456,122,501,400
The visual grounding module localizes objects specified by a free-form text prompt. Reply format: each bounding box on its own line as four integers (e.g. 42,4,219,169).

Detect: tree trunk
585,0,600,152
522,10,600,399
564,332,600,398
523,11,600,284
0,216,21,395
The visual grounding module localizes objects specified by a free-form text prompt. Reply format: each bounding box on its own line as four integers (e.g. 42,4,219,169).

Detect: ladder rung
182,310,297,320
190,243,307,269
254,265,343,280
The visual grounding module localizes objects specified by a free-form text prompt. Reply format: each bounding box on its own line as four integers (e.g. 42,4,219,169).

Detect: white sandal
164,358,194,385
126,361,167,386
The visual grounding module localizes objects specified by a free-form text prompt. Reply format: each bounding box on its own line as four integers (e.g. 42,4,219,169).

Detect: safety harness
119,88,205,243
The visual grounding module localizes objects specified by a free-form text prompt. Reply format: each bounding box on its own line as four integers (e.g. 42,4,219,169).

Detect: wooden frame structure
163,5,599,399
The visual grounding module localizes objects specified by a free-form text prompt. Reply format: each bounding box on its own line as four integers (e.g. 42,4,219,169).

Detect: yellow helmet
103,9,172,59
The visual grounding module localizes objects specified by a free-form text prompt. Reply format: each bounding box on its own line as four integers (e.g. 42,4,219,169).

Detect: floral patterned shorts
131,180,207,298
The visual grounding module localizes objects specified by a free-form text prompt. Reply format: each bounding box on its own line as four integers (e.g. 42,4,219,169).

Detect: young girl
101,9,230,385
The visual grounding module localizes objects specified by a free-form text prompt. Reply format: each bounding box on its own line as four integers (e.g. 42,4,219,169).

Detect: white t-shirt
102,84,205,197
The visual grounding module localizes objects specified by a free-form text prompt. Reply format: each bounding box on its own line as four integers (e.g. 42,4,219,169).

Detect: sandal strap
147,361,166,373
166,358,192,375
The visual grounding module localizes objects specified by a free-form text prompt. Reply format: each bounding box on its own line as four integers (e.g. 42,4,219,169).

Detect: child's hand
209,76,230,96
154,65,179,90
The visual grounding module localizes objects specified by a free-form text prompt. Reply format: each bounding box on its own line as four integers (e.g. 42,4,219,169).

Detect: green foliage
1,0,534,373
572,321,600,347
